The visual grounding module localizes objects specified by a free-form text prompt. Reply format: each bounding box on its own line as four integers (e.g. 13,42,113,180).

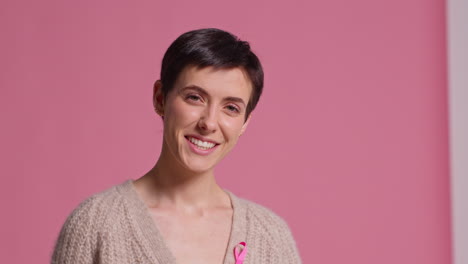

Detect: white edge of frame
448,0,468,264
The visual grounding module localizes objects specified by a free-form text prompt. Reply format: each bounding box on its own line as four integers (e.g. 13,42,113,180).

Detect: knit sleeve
276,217,302,264
51,196,102,264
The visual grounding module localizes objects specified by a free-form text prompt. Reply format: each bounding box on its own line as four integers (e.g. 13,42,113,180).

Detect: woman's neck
134,152,228,210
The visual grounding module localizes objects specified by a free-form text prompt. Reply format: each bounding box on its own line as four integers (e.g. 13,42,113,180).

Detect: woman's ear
153,80,164,116
240,114,252,136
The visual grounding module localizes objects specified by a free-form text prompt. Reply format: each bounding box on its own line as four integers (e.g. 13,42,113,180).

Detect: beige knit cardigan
51,180,302,264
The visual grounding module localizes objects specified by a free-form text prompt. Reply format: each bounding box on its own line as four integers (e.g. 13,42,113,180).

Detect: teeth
189,137,216,150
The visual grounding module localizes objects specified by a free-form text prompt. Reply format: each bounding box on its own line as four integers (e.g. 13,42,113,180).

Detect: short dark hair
160,28,264,119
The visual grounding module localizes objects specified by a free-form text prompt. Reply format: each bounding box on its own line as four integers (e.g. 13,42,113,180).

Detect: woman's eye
186,94,201,102
226,105,240,113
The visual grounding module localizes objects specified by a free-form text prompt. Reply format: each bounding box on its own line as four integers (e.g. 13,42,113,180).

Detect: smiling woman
51,28,302,264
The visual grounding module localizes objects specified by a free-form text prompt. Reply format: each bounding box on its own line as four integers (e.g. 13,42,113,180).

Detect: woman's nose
197,108,218,133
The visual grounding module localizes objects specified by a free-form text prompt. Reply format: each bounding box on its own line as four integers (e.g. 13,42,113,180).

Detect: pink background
0,0,451,263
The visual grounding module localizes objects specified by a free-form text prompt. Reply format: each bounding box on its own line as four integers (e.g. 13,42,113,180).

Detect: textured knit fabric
51,180,302,264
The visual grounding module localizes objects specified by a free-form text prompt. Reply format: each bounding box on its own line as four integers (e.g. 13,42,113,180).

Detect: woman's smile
185,135,220,155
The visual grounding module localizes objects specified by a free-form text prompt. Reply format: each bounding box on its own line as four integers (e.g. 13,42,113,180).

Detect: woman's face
156,65,252,173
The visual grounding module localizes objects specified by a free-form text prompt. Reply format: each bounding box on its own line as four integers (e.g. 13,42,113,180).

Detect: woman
52,28,301,264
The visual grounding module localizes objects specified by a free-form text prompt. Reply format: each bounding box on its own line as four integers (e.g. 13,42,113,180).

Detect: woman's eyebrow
182,85,246,106
224,96,246,107
182,85,208,96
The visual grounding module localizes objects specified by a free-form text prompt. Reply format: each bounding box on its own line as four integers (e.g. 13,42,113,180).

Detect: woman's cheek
220,117,243,134
168,99,195,120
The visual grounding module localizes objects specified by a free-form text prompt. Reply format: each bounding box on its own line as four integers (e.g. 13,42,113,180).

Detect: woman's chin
181,160,216,174
177,148,221,174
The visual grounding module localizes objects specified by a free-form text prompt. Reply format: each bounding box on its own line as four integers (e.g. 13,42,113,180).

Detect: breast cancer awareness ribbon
234,242,247,264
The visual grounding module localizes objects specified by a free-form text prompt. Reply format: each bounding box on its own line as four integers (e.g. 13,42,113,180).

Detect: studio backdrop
0,0,454,264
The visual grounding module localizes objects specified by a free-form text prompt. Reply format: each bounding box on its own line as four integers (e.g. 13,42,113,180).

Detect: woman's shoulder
57,180,134,234
230,192,294,238
69,181,129,217
51,180,133,263
237,195,290,228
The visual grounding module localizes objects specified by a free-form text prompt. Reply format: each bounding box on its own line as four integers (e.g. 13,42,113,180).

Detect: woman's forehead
175,66,253,99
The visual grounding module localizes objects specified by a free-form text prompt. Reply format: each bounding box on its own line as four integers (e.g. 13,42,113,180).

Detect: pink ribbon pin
234,242,247,264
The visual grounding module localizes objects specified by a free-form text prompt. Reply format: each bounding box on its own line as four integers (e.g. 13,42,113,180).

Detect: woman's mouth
185,136,218,150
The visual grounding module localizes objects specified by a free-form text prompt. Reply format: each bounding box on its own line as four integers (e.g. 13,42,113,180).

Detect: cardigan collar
116,179,247,264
